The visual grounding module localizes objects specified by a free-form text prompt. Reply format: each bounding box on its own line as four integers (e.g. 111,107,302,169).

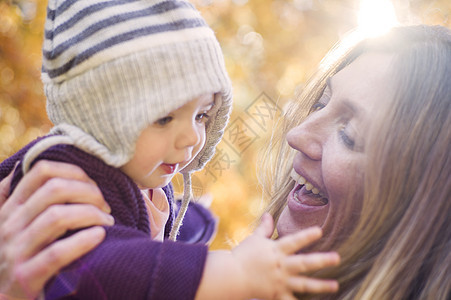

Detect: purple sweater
0,137,210,300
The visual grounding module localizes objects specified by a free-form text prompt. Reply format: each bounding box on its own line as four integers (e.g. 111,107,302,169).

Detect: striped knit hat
25,0,232,240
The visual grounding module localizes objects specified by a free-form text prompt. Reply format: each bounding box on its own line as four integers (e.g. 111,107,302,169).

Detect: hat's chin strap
169,172,193,241
22,135,74,174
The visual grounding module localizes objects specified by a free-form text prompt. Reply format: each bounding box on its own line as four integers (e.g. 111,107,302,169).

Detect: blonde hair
261,25,451,299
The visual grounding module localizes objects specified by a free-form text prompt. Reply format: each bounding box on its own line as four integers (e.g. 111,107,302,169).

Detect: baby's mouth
290,169,328,206
161,163,178,174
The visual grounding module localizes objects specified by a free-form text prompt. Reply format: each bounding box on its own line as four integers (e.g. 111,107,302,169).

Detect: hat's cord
169,172,192,241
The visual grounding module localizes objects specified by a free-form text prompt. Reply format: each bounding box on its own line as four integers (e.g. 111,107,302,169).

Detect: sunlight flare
358,0,398,37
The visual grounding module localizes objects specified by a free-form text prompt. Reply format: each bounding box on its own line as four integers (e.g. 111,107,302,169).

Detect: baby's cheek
194,129,207,154
191,145,203,163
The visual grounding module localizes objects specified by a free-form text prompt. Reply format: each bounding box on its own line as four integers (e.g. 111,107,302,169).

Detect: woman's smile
279,169,331,236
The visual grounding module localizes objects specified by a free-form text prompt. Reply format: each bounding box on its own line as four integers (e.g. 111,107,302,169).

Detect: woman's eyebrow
341,99,358,114
327,77,363,117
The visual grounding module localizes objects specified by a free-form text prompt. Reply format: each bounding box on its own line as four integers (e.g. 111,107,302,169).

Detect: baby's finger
16,204,114,260
288,276,339,294
5,178,108,236
277,226,322,254
252,213,274,238
13,226,106,298
2,161,95,213
284,252,340,273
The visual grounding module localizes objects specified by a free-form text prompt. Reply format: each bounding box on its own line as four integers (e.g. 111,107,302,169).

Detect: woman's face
277,52,395,244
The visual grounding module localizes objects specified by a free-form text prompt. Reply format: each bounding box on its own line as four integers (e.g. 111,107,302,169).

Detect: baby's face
120,94,214,189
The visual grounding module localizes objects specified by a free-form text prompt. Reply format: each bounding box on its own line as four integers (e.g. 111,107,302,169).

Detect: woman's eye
311,102,326,112
196,113,210,122
155,116,173,126
311,85,332,113
339,125,355,150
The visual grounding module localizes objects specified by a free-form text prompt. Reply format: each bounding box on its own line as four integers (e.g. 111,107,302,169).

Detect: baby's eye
155,116,173,126
196,113,210,123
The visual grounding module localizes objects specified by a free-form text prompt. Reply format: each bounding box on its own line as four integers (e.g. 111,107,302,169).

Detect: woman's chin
277,184,330,238
276,207,325,238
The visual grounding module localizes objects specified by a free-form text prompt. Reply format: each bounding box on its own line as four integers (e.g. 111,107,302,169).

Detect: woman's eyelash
339,126,355,149
311,102,326,112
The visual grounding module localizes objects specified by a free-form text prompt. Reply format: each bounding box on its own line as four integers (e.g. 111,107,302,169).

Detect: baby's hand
232,213,339,300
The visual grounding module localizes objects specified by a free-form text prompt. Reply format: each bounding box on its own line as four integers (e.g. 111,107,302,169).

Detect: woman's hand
0,161,114,299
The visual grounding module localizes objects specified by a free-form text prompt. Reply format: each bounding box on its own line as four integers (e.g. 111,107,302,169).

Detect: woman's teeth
290,169,323,197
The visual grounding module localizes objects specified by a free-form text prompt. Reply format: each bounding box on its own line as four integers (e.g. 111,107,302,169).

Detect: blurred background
1,0,450,249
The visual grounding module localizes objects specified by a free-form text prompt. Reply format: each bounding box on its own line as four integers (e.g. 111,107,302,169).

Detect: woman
262,25,451,299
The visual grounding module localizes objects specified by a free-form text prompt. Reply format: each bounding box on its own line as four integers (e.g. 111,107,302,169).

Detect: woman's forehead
328,52,395,118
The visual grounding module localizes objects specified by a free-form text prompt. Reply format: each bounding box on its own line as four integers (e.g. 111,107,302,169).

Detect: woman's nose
176,121,201,149
286,115,323,161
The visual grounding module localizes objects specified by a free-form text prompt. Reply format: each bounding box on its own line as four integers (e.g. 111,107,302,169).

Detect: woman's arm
0,161,114,299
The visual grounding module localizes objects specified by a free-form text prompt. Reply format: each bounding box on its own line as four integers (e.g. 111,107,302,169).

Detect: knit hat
23,0,232,240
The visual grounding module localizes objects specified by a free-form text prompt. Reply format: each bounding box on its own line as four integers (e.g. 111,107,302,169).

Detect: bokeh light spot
1,67,15,85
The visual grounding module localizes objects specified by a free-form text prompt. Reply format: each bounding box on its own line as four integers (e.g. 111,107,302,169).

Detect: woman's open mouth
293,185,328,206
278,169,330,236
290,169,328,207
